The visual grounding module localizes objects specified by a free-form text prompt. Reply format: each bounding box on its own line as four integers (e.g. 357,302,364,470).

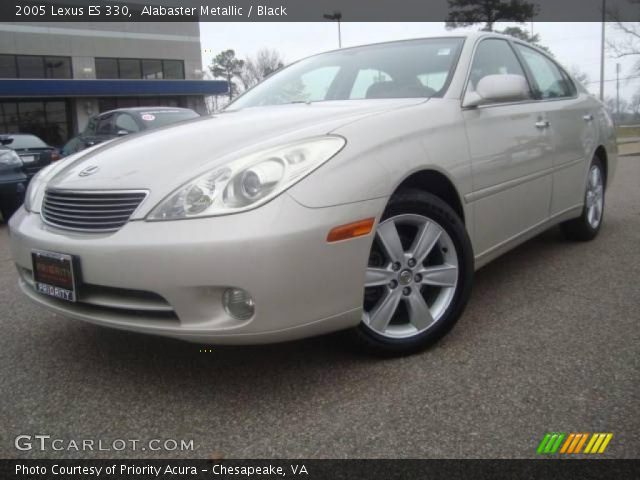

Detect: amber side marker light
327,217,376,243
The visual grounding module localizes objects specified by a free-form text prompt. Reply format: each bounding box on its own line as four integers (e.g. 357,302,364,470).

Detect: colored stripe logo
537,433,613,455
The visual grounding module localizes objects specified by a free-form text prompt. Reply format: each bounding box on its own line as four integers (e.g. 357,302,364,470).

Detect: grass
616,125,640,138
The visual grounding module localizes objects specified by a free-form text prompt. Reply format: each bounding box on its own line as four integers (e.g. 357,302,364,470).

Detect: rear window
7,134,48,149
135,110,199,128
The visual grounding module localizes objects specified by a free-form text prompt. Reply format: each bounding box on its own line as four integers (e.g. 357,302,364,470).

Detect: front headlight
0,149,22,168
148,136,345,220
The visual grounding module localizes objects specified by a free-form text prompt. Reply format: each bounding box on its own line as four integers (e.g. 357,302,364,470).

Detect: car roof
3,133,42,137
289,31,554,74
1,133,47,145
310,31,530,56
97,107,195,116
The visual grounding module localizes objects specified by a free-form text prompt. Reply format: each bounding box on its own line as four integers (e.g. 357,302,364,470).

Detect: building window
95,58,118,79
0,102,18,131
118,59,142,79
95,58,185,79
17,56,45,78
0,55,72,79
44,56,72,78
163,60,184,79
142,59,163,79
0,55,17,78
0,100,70,147
96,98,117,112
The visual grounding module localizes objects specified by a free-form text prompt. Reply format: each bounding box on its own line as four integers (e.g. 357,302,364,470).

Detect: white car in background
9,33,616,355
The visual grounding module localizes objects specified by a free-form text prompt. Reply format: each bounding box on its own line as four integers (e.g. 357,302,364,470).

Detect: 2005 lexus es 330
9,33,616,355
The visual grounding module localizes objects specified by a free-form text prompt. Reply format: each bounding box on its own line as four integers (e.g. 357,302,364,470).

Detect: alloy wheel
585,164,604,229
363,214,458,339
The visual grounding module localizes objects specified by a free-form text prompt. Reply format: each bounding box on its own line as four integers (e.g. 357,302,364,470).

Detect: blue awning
0,79,228,98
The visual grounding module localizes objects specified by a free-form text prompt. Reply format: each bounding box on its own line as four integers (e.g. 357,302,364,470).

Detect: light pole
323,11,342,48
616,63,621,118
600,0,606,101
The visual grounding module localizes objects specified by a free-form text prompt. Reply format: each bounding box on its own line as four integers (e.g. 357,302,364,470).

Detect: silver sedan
9,32,616,355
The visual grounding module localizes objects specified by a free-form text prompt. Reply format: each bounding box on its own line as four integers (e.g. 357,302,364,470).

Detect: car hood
46,99,424,202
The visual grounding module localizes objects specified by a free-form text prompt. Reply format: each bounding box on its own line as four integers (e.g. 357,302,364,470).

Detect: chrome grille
42,189,148,232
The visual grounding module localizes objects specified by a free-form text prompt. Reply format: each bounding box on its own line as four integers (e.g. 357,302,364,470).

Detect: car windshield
135,110,199,128
7,134,48,149
228,38,464,110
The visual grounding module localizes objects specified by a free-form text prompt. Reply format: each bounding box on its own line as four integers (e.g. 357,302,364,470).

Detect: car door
514,43,598,216
462,38,554,258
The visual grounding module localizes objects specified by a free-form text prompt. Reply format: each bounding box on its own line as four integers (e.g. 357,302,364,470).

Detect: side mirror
117,130,129,137
463,74,530,108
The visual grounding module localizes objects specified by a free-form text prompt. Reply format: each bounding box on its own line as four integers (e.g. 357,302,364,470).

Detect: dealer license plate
31,250,77,302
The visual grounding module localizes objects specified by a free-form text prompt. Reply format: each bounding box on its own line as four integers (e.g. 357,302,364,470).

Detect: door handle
583,114,594,122
535,120,550,129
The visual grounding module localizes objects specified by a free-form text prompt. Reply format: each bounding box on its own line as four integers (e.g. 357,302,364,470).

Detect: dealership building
0,21,226,147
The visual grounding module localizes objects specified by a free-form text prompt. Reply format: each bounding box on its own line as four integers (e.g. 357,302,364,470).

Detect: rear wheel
561,157,605,241
351,190,473,356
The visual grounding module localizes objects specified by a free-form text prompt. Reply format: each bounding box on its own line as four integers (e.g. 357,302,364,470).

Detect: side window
83,116,97,135
95,114,114,135
114,113,140,133
516,45,574,99
468,39,528,92
350,69,392,99
62,137,82,156
561,70,577,96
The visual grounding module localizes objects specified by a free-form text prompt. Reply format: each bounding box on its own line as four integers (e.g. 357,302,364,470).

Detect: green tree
239,48,285,90
608,22,640,75
605,4,640,109
209,50,244,101
446,0,538,32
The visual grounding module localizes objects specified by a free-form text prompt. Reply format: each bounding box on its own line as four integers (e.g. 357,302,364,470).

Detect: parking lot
0,155,638,459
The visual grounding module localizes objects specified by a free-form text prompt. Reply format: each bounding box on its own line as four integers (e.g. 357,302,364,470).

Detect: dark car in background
0,133,57,221
5,133,59,179
61,107,200,156
0,141,27,221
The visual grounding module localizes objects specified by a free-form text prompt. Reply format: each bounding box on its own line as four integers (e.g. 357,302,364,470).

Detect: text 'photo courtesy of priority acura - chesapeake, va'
8,32,616,355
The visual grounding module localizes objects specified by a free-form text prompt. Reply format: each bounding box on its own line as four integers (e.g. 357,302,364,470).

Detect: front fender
288,100,472,211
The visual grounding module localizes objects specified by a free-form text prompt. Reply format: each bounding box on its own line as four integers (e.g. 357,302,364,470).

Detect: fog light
223,288,255,320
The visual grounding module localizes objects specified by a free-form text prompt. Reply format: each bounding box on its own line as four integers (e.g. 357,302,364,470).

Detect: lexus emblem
78,165,100,177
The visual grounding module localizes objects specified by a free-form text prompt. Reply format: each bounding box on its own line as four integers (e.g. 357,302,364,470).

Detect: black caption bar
1,0,639,22
1,459,640,480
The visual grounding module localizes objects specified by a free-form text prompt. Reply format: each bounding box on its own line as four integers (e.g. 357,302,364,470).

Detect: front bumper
9,193,386,344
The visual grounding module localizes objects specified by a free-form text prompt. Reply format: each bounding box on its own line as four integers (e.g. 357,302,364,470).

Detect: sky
199,22,640,103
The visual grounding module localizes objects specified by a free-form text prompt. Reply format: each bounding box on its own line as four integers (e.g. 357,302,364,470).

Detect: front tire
350,190,473,356
561,156,605,241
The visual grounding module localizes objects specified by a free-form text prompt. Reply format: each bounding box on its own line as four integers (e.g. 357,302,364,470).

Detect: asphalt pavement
0,156,638,459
